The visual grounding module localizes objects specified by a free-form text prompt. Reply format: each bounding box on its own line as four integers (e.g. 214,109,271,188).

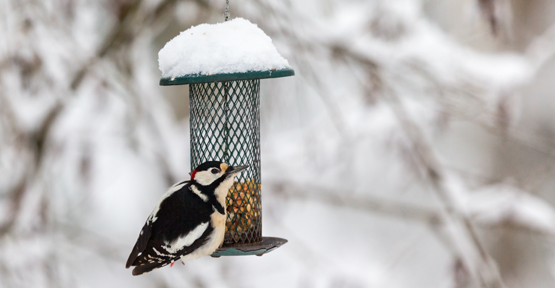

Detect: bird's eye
211,168,220,174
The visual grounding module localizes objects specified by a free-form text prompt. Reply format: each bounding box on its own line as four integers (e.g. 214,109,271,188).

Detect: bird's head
190,161,249,186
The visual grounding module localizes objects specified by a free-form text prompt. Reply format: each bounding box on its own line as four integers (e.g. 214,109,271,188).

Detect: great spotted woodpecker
126,161,248,275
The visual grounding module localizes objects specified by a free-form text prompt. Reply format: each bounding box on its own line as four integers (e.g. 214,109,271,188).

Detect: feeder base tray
211,237,287,257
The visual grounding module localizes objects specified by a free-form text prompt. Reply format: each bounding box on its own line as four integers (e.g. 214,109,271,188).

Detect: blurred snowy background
2,0,555,287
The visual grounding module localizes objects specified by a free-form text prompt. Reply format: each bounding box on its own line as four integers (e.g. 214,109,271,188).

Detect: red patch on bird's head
190,170,197,181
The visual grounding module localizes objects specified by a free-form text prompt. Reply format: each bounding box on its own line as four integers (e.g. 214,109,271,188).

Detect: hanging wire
224,0,230,21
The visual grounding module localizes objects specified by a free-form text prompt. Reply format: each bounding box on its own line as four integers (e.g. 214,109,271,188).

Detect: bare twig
384,88,506,288
267,181,555,237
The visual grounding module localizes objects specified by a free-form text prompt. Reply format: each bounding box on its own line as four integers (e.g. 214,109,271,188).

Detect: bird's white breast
180,178,232,261
180,213,226,261
215,177,235,204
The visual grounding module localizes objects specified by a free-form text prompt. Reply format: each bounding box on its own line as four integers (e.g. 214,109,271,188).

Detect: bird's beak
225,165,249,177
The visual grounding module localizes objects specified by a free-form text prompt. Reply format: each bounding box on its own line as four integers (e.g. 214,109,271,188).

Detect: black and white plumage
126,161,248,276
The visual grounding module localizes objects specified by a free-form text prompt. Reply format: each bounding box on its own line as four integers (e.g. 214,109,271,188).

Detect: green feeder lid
158,18,294,86
159,68,294,86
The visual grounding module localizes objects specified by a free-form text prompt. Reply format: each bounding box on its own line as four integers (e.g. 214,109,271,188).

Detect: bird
125,161,248,276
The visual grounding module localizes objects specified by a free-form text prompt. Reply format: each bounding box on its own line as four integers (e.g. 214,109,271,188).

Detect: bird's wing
127,182,215,274
130,225,214,275
125,181,189,269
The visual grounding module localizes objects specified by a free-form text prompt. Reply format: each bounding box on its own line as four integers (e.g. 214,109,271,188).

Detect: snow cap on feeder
159,18,294,84
158,17,293,257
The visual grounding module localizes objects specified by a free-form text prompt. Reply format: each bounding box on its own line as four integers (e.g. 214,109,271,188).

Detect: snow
158,18,291,78
444,175,555,236
465,185,555,233
3,0,555,288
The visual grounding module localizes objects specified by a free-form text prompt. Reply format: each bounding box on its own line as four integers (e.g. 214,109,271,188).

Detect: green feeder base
211,237,288,257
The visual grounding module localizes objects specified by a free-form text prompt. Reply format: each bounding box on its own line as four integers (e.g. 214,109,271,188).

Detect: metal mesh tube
189,79,262,245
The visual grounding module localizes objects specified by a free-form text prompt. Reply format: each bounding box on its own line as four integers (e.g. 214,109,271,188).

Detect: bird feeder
158,18,293,256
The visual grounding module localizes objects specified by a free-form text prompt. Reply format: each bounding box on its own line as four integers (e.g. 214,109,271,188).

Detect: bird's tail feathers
132,261,171,276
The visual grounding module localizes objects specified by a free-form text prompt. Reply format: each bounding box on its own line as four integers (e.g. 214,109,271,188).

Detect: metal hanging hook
224,0,230,21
